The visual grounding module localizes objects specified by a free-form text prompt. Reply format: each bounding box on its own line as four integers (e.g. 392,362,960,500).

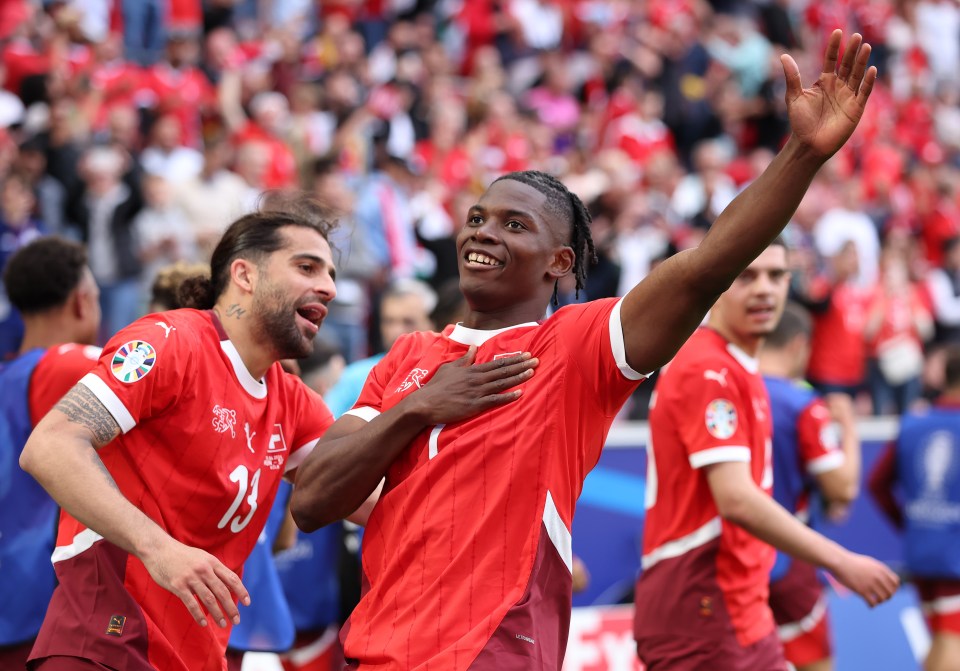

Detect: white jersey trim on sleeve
609,298,648,381
79,373,136,434
689,446,751,469
51,528,104,563
344,406,380,422
777,594,828,642
642,516,722,570
285,438,318,473
806,451,845,475
922,594,960,616
542,490,573,573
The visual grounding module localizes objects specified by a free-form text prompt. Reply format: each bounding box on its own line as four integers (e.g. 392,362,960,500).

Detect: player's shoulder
112,309,211,348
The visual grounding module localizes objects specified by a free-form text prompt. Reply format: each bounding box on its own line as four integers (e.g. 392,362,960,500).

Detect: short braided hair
492,170,597,301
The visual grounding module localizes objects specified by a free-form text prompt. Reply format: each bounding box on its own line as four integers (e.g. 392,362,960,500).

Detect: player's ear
230,258,258,294
546,245,575,280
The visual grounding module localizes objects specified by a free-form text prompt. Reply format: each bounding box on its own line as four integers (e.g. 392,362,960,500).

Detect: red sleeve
557,298,647,416
867,442,904,529
79,315,196,433
282,373,335,475
349,344,407,421
28,344,102,426
797,398,845,475
673,361,753,469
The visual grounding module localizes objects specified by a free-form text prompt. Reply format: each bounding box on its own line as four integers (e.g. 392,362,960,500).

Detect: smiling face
456,179,574,327
709,244,790,355
251,226,337,359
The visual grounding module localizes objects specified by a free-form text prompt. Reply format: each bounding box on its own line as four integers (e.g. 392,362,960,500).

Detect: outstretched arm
620,30,877,373
291,348,539,530
706,461,899,607
20,385,250,628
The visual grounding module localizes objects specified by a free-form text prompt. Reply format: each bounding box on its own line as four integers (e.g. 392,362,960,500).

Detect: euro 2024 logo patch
112,341,157,383
705,398,737,439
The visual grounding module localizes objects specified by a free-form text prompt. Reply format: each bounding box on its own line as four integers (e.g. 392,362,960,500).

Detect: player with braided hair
293,30,890,671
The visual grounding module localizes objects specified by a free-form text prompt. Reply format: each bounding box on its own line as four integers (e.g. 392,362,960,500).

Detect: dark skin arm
620,31,877,374
291,347,539,530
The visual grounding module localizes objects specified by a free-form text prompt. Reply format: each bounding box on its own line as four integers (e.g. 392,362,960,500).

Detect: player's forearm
20,418,174,561
719,483,849,573
691,136,825,286
291,398,433,531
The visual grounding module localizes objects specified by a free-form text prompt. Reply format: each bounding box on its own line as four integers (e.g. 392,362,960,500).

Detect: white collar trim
220,340,267,398
726,342,759,374
448,321,540,346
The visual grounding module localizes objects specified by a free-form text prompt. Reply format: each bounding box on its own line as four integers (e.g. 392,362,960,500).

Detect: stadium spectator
68,144,144,343
928,236,960,346
291,31,895,669
869,343,960,671
761,301,862,671
0,236,100,670
806,240,872,399
18,204,353,671
132,172,198,303
139,114,204,183
173,134,250,259
865,244,934,414
0,170,45,357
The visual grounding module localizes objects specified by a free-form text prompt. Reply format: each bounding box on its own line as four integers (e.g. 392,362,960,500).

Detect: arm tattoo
225,304,246,319
89,446,121,492
55,384,122,447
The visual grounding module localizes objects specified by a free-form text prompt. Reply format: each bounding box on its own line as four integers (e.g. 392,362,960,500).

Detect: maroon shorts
916,578,960,635
768,558,831,666
0,640,34,670
635,543,786,671
30,656,118,671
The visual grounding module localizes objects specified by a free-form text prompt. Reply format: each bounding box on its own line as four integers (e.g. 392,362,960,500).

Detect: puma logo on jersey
493,351,522,360
212,405,237,437
155,321,176,338
245,422,256,453
703,368,729,388
396,368,429,393
106,614,126,636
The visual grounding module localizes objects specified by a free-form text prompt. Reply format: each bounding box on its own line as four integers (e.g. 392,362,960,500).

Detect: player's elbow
290,489,341,532
820,473,860,507
713,490,756,528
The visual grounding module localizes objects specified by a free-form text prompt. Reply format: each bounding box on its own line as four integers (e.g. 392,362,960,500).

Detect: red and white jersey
30,309,333,671
342,298,645,670
640,327,775,647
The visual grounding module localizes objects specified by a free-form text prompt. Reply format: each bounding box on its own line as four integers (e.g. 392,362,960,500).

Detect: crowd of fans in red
0,0,958,417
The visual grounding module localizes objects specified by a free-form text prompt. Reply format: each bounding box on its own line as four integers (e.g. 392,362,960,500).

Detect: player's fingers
478,357,538,382
213,563,250,609
857,66,877,106
177,587,209,627
821,29,842,74
457,345,478,367
480,389,524,407
780,54,802,102
473,352,533,372
848,41,871,90
189,579,228,627
837,32,862,81
488,368,535,392
205,571,241,625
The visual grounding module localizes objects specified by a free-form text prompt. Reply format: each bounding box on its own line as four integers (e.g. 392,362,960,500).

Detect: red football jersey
342,298,645,670
30,309,333,671
28,343,102,426
807,283,872,386
638,327,776,647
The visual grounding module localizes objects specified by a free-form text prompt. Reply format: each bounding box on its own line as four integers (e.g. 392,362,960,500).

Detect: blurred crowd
0,0,959,417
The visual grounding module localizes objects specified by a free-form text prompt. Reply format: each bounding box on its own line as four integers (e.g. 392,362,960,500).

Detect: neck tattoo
225,304,246,319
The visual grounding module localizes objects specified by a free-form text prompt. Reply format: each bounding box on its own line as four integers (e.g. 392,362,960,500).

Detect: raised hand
410,346,538,425
142,538,250,628
780,29,877,160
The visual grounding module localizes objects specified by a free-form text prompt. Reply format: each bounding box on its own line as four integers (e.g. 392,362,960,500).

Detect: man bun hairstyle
179,192,339,310
492,170,597,302
4,236,88,314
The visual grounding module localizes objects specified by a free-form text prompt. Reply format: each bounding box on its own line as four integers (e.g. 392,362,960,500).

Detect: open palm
781,30,877,160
